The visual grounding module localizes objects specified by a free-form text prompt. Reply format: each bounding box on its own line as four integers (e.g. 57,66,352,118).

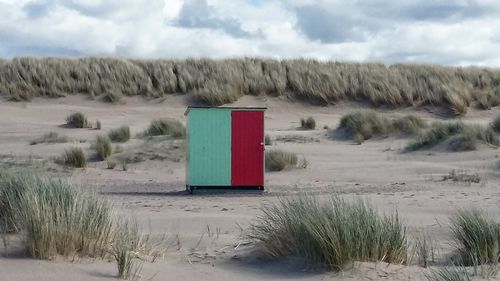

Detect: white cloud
0,0,499,66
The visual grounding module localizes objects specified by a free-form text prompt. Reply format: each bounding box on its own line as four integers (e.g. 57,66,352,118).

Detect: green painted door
188,109,231,186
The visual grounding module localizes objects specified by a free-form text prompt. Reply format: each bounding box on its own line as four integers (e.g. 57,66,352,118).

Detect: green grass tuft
65,112,89,128
62,147,87,168
93,135,112,160
493,115,500,133
265,149,298,171
249,195,408,271
300,117,316,130
142,118,185,138
451,209,500,265
426,266,472,281
0,172,113,258
264,134,272,146
108,126,131,143
337,111,426,143
406,122,499,152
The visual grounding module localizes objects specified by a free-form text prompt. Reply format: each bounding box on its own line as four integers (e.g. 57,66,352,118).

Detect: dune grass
416,232,435,268
249,195,408,271
62,147,87,168
264,134,272,145
1,58,499,113
265,149,298,171
451,209,500,265
108,126,131,143
103,90,123,103
66,112,89,128
426,266,472,281
0,172,113,258
93,135,112,160
493,115,500,133
0,171,164,279
406,122,499,152
300,117,316,130
30,132,68,145
337,111,427,143
142,118,185,138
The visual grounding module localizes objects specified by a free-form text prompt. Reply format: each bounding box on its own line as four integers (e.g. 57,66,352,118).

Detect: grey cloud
293,0,497,44
173,0,252,38
362,0,493,21
293,4,383,43
23,1,54,18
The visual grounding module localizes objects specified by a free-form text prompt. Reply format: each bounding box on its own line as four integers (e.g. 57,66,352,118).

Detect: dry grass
451,209,500,265
426,266,472,281
65,112,89,128
62,147,87,168
337,111,427,143
406,122,499,152
142,118,185,138
1,58,499,112
416,232,436,268
0,171,113,258
93,135,112,160
275,135,319,143
0,171,166,278
265,149,298,171
103,90,123,103
249,195,408,271
108,126,131,143
300,117,316,130
30,132,68,145
493,115,500,133
442,170,481,183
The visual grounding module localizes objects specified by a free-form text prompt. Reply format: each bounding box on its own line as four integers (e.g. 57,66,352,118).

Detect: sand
0,94,499,281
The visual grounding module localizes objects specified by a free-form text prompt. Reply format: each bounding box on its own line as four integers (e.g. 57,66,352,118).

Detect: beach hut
184,106,266,192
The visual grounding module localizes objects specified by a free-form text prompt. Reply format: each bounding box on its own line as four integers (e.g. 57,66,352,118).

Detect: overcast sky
1,0,500,66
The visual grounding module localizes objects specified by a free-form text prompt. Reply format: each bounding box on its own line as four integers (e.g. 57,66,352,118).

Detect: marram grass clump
62,147,87,168
451,209,500,265
93,135,112,160
406,122,499,152
493,115,500,133
0,171,166,279
265,149,298,171
337,111,427,143
108,126,131,143
65,112,89,128
0,171,113,258
425,265,472,281
300,117,316,130
142,118,185,138
249,195,408,271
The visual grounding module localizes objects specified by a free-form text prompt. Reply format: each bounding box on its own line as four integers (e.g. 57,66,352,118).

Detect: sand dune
1,95,499,281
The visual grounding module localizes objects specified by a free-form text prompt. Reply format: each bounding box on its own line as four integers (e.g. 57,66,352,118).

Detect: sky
1,0,500,66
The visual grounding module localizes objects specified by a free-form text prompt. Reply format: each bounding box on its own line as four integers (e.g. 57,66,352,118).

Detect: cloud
0,0,499,66
173,0,252,38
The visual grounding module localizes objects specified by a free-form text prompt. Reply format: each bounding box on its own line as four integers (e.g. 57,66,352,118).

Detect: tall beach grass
0,171,164,279
1,57,499,113
0,171,113,258
249,195,408,270
406,122,499,151
337,111,427,143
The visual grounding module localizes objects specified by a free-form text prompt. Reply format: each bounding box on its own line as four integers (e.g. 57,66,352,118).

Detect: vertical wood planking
231,111,264,187
187,109,231,186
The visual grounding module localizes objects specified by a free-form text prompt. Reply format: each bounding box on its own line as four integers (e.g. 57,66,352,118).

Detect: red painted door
231,111,264,187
